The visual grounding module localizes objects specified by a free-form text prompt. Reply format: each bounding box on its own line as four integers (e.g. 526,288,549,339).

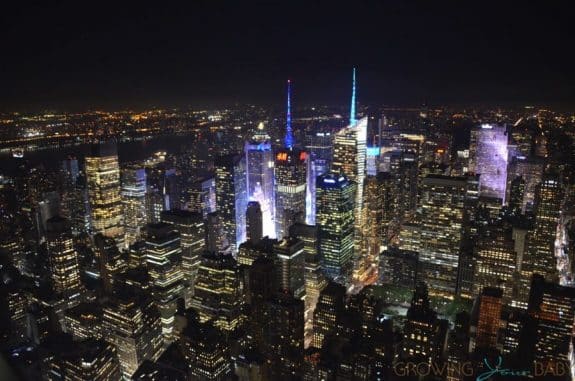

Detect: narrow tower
349,67,356,126
285,79,294,149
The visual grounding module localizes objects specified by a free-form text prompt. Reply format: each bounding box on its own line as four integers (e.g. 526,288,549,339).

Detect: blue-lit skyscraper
245,123,275,238
275,80,308,239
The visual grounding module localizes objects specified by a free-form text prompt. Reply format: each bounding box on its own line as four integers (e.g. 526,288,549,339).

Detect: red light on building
299,152,307,161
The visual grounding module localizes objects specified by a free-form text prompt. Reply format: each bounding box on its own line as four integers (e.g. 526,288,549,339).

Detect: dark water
0,134,194,174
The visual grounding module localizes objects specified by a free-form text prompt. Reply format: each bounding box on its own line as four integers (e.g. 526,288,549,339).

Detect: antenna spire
350,67,357,125
284,79,294,149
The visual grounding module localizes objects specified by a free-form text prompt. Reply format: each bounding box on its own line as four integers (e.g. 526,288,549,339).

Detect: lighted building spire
284,79,294,149
349,67,356,126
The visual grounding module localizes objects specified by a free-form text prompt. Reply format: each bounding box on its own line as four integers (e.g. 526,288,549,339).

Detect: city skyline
2,2,575,381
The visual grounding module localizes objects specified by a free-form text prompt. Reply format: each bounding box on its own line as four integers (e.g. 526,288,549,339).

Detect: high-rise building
237,236,276,267
473,287,502,352
472,227,517,303
63,302,103,341
304,131,333,225
122,167,147,247
362,172,397,280
273,237,305,300
312,281,346,349
85,142,124,244
45,338,121,381
215,154,247,252
316,173,355,283
46,216,83,304
274,148,308,239
525,274,575,372
401,283,447,365
94,233,128,294
289,223,327,345
244,124,275,238
520,171,564,303
161,210,205,308
265,294,305,378
246,201,263,243
144,222,184,343
102,297,163,378
206,212,229,253
60,156,89,236
508,175,526,215
191,252,245,334
332,117,368,282
506,156,544,212
379,248,419,289
180,317,233,380
446,312,471,381
469,124,509,203
401,175,475,297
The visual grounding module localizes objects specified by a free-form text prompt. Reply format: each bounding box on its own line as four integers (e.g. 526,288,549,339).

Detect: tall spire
349,67,357,126
284,79,294,149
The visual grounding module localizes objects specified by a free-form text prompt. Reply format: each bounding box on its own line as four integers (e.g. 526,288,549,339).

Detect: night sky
2,1,574,111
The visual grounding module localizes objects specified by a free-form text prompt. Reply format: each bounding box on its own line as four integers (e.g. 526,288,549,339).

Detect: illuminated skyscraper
520,171,564,303
472,227,517,304
85,142,124,244
94,233,128,294
289,222,326,345
274,149,307,239
60,156,89,236
45,338,121,381
506,156,544,212
180,318,233,380
469,124,509,203
206,212,229,253
122,167,147,247
274,80,308,239
273,237,305,300
316,173,355,283
403,175,475,297
312,281,346,349
191,252,245,334
63,302,103,341
332,115,368,281
244,123,275,238
102,297,163,378
265,294,305,378
144,222,184,343
304,131,333,225
525,274,575,372
401,283,446,365
246,201,263,243
46,216,83,304
161,210,205,308
215,154,247,252
473,287,502,352
508,175,526,215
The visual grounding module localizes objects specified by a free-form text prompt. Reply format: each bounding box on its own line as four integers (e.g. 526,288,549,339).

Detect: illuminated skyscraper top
284,79,294,149
349,67,356,126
